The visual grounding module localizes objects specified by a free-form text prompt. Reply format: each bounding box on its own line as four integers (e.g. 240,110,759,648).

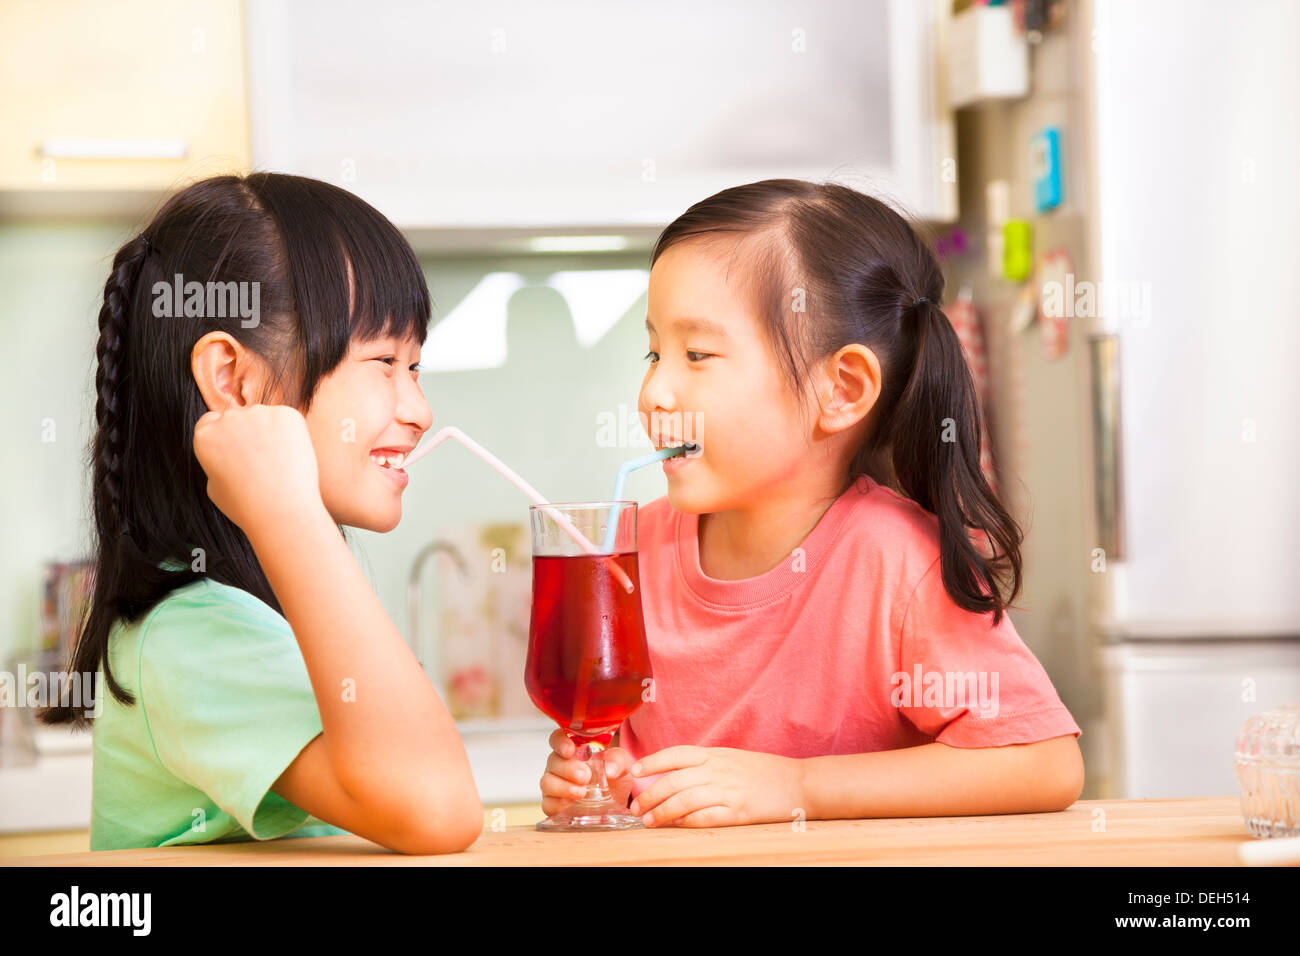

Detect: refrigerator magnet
1003,219,1033,282
1009,283,1039,335
1031,126,1063,213
1038,248,1072,360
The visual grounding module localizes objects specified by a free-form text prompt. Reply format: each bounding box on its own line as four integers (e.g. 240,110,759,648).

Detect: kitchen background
3,0,1299,853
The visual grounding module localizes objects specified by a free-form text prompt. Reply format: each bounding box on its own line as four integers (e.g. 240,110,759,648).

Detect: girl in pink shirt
541,179,1083,827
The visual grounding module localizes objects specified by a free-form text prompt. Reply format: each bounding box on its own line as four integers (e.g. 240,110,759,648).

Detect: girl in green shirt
38,173,481,854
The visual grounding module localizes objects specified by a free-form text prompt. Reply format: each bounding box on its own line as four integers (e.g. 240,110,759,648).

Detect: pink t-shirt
620,474,1081,799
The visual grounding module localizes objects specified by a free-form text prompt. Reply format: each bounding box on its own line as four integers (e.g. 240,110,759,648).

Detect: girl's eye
374,356,397,366
643,350,711,363
410,363,425,374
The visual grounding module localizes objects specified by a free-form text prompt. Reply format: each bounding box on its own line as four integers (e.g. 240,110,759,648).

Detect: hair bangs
333,200,432,347
243,173,431,404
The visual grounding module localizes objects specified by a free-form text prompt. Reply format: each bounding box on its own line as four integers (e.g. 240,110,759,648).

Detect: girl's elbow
389,790,483,855
394,818,480,855
1045,744,1086,810
1060,763,1086,808
364,774,483,855
1036,778,1083,813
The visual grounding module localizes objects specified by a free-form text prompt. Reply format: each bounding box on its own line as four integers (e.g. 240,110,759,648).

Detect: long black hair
652,179,1022,625
40,172,431,728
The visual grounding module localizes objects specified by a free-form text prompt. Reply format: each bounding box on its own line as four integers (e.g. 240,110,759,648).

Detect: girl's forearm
799,736,1084,821
247,500,474,810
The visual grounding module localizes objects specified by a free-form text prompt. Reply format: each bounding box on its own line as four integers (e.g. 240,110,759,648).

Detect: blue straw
602,445,693,552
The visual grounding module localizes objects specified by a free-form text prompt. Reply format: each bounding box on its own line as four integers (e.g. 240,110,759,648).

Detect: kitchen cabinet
0,0,250,216
245,0,956,249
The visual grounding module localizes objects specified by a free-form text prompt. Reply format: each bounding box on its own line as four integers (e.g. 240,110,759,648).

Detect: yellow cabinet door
0,0,250,195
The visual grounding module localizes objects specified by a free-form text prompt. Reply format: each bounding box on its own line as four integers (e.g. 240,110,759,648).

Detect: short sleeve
137,581,328,840
897,558,1082,748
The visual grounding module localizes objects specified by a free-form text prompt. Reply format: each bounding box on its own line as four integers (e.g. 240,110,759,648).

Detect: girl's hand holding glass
540,729,636,818
627,746,806,828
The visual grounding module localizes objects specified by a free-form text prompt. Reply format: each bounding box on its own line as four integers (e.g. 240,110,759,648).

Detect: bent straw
600,443,698,553
402,426,634,594
599,446,690,552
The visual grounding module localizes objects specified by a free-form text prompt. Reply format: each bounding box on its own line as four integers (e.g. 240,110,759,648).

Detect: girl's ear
816,343,882,435
191,332,272,411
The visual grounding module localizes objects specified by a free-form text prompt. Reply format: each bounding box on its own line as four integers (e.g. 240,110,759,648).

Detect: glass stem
578,741,611,804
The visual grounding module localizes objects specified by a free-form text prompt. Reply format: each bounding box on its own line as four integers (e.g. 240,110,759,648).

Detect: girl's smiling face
303,332,432,532
638,238,818,514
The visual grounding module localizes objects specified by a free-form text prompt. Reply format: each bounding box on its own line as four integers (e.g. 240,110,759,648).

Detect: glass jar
1234,702,1300,837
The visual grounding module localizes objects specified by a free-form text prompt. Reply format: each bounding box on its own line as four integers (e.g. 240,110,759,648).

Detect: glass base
536,798,645,831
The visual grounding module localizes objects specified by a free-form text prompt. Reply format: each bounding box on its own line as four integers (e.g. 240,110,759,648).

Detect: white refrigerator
1087,0,1300,798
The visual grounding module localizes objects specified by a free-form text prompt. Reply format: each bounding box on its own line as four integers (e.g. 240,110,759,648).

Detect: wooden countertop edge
3,796,1253,867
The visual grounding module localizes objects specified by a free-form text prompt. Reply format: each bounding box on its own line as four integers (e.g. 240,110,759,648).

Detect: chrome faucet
407,540,470,684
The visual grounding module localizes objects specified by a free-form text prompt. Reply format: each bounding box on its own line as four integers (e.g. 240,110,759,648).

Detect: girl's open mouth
370,448,410,488
657,439,702,476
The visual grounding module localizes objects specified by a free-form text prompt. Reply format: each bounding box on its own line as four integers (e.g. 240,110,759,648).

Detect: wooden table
6,797,1258,866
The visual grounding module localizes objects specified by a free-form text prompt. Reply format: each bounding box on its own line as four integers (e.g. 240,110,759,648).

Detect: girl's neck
697,473,855,581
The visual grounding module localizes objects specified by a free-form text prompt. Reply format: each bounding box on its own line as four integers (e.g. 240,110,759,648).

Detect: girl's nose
639,371,677,419
398,373,434,432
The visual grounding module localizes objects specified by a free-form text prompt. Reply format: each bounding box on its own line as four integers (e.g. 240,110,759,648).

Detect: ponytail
882,296,1022,625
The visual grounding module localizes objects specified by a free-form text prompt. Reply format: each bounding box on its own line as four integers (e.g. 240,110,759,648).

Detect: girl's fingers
603,746,633,779
547,734,633,778
673,806,732,828
540,771,588,801
541,793,573,817
545,750,590,785
629,745,708,777
628,765,711,817
548,729,575,758
638,786,724,828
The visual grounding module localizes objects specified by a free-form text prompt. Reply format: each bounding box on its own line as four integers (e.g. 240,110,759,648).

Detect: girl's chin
327,501,402,534
665,484,718,516
365,501,403,532
364,511,402,533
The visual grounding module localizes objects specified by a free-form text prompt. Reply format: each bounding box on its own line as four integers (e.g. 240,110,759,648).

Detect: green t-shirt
90,577,350,850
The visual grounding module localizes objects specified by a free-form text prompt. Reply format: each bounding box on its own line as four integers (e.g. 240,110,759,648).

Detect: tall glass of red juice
526,501,651,830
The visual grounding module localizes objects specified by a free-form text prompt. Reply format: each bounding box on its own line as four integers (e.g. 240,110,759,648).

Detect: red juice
525,551,652,746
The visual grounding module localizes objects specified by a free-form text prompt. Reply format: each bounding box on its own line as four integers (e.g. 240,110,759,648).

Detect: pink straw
402,426,635,594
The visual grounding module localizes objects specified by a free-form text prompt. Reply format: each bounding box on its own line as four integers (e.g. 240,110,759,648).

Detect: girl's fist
193,403,323,534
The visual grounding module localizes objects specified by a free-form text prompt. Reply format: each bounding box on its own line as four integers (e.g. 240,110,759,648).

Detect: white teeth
370,454,406,469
